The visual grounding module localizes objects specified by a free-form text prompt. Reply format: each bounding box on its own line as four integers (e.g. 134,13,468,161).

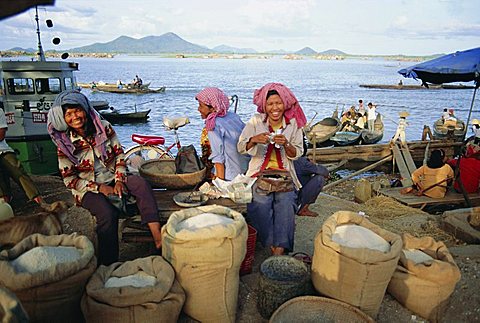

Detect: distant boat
79,82,166,94
359,84,475,90
360,114,384,144
304,110,341,145
432,118,466,141
100,108,150,123
91,100,110,111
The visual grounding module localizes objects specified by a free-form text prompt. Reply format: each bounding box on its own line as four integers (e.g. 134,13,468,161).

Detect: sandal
297,209,318,217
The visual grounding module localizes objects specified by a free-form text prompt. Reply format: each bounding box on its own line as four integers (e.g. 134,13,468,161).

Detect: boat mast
35,6,46,61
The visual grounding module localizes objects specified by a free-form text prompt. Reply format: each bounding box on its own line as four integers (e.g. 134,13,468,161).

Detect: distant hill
295,47,317,55
70,32,211,54
318,49,347,56
213,45,257,54
8,47,35,53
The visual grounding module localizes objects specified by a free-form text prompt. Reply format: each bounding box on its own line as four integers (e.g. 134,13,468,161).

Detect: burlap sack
0,286,29,323
81,256,185,323
162,205,247,323
311,211,402,318
0,233,96,323
387,233,461,322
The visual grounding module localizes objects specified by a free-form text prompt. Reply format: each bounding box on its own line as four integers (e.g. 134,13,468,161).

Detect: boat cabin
0,60,79,174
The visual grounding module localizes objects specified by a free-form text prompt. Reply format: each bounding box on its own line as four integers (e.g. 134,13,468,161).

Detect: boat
93,85,165,94
304,111,341,146
0,8,80,175
78,82,151,90
359,84,475,90
330,131,361,146
432,118,466,141
360,114,384,144
91,100,110,111
99,108,150,123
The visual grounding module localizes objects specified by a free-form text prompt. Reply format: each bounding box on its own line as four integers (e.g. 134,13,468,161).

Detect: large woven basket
139,159,206,189
270,296,375,323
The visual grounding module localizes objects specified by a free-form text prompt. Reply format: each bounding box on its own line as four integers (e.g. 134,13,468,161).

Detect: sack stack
311,211,402,318
162,205,247,323
387,233,461,322
81,256,185,323
0,233,96,323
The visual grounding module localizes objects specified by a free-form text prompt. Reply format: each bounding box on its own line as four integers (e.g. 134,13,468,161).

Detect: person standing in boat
196,87,249,181
238,82,305,256
391,111,409,147
0,109,49,208
366,102,377,131
441,108,450,123
47,90,162,265
357,99,365,116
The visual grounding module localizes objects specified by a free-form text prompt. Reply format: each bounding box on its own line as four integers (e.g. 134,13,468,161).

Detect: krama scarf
195,87,230,131
253,83,307,128
47,90,108,164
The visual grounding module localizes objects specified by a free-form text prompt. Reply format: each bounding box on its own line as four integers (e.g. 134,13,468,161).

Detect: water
73,55,479,153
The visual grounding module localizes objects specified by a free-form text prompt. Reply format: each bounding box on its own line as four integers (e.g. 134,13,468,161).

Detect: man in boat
444,108,457,127
0,109,49,208
441,108,450,123
133,75,143,88
366,102,377,131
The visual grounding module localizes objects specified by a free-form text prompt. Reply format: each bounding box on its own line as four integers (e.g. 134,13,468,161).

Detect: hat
449,108,454,114
399,111,410,118
472,119,480,126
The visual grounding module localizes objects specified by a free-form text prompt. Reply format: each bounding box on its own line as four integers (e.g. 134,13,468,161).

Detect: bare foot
147,222,162,249
297,205,318,217
271,246,285,255
400,187,414,194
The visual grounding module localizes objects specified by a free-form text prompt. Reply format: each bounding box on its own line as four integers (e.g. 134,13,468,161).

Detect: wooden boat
90,100,110,111
78,82,151,90
305,115,341,145
360,84,475,90
432,118,466,141
93,85,166,94
100,109,150,123
330,131,361,146
360,114,384,144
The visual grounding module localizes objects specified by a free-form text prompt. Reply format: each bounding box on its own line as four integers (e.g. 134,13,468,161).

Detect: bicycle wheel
124,145,173,174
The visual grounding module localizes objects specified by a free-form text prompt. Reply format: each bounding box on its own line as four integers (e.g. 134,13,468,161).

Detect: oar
375,106,398,125
306,112,318,129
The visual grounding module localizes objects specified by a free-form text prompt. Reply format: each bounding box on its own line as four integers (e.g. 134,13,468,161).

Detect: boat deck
374,187,480,209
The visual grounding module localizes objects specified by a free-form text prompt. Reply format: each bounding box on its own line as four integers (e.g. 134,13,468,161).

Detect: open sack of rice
162,205,248,323
387,233,461,322
0,286,29,323
311,211,402,318
0,233,96,323
81,256,185,323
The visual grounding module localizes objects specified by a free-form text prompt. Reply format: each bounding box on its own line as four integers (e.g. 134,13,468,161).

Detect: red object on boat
240,224,257,276
131,134,165,145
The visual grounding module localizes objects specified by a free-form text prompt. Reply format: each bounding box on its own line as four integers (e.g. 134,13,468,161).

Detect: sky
0,0,479,55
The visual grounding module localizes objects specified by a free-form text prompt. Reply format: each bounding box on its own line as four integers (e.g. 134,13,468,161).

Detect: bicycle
124,115,190,173
124,95,239,173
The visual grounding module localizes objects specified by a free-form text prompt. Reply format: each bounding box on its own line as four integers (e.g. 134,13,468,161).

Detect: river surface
73,55,478,153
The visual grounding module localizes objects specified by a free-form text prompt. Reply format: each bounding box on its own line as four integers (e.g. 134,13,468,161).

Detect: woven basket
239,225,257,276
139,159,206,189
270,296,375,323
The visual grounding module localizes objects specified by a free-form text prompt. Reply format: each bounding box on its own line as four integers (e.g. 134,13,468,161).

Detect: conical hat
399,111,410,118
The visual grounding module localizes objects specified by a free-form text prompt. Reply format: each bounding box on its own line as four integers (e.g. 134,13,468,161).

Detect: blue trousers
247,185,297,252
297,175,325,207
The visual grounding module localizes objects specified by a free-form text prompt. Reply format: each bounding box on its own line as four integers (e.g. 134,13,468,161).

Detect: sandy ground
6,174,480,323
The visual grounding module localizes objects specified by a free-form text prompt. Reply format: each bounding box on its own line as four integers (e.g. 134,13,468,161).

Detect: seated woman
403,149,454,198
238,83,306,255
47,90,162,265
196,87,249,180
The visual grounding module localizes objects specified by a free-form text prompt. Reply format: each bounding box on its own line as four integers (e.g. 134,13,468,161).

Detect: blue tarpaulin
398,47,480,85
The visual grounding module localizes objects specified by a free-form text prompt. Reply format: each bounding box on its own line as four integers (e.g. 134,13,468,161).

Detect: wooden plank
401,146,417,174
392,145,413,186
373,187,480,208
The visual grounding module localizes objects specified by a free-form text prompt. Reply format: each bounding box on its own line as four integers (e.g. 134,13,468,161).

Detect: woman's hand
113,181,127,198
273,134,288,146
246,132,270,150
98,184,115,196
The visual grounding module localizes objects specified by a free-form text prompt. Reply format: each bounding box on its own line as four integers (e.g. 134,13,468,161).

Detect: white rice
104,272,156,288
177,212,234,231
11,246,81,273
332,224,391,253
403,249,435,264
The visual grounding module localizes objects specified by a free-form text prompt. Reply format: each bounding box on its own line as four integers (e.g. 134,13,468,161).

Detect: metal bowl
173,191,209,207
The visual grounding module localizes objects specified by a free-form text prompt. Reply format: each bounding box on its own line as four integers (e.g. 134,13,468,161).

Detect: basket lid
260,256,307,281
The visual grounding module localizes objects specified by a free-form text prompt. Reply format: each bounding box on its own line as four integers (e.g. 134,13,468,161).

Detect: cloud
386,22,480,40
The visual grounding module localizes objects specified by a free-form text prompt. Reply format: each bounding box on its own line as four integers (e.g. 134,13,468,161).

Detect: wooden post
323,155,393,190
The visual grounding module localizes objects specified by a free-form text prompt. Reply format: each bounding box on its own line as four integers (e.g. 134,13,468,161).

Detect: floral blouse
58,120,127,204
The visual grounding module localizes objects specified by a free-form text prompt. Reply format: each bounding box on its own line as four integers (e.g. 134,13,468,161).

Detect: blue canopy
398,47,480,85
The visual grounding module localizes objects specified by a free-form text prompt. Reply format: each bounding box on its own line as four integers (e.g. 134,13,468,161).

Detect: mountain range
60,32,346,55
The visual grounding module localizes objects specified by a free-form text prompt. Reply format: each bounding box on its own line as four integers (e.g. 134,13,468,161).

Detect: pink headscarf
196,87,230,131
253,83,307,128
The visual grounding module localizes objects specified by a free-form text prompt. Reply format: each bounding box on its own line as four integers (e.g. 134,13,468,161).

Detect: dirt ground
6,174,480,323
